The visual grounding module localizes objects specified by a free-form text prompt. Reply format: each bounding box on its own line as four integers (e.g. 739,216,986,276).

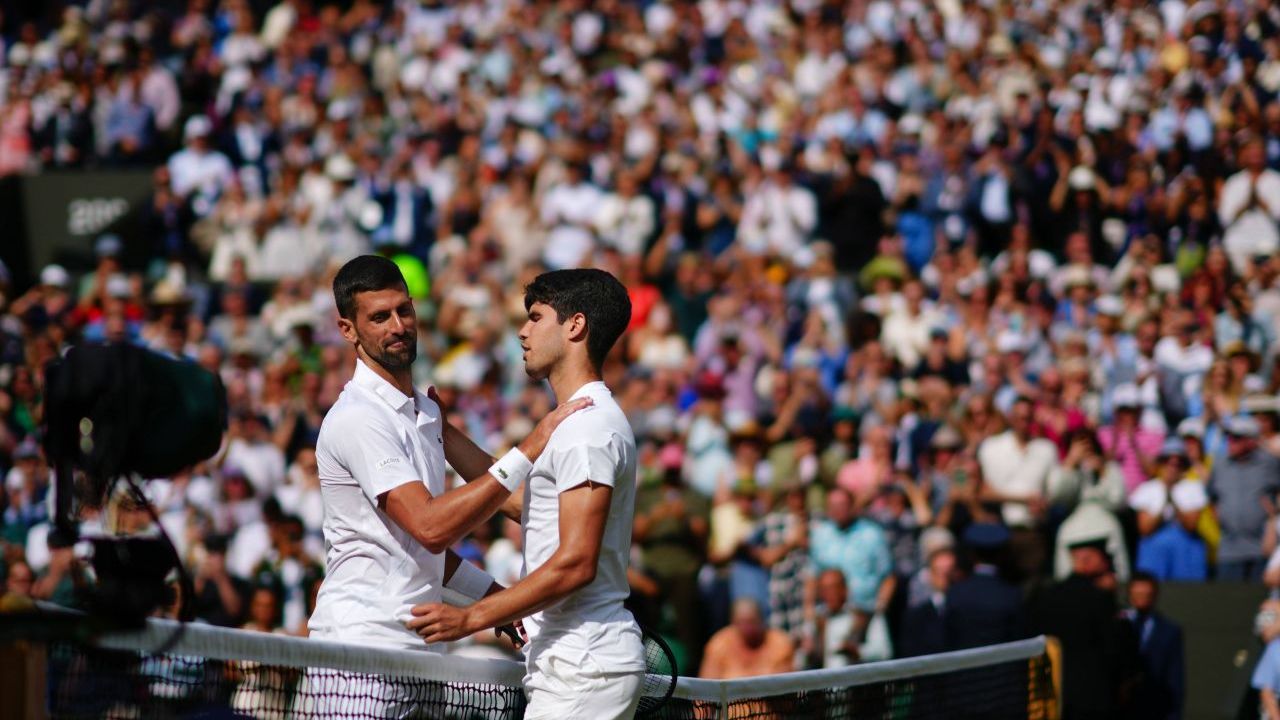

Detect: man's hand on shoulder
517,396,593,461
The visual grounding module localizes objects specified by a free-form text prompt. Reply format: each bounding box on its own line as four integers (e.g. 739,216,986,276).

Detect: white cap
1096,295,1124,317
40,264,70,287
1170,480,1208,513
996,330,1025,354
1068,166,1096,191
183,115,212,140
1244,395,1280,415
1111,383,1141,409
105,273,131,298
1223,414,1261,438
325,154,357,182
1062,264,1093,288
1177,417,1206,439
95,233,123,258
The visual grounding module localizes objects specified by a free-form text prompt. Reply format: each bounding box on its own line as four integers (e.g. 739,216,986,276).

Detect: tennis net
1,608,1052,720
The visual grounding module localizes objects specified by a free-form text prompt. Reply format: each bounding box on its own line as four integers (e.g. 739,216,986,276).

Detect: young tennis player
408,269,645,719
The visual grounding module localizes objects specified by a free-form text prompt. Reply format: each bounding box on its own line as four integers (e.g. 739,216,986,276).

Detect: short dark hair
1130,570,1159,590
524,269,632,371
333,255,407,320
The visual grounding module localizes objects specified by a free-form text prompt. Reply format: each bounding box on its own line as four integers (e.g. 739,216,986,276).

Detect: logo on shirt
377,457,402,470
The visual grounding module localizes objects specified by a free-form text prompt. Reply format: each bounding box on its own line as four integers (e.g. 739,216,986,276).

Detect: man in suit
942,524,1026,720
900,546,954,657
1124,572,1185,720
1029,537,1130,720
944,523,1025,650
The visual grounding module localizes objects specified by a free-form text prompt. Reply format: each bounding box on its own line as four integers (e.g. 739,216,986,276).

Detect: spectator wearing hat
920,425,964,514
2,439,50,546
1154,313,1215,420
8,265,74,331
1175,418,1212,481
944,523,1024,651
1209,415,1280,581
168,114,233,214
1089,295,1139,388
75,234,125,302
867,470,933,579
1130,438,1196,538
1135,480,1209,582
1051,430,1129,583
1245,394,1280,458
1029,536,1130,720
1098,383,1165,494
977,396,1058,580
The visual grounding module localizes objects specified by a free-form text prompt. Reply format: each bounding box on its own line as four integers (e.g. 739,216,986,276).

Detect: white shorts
524,654,643,720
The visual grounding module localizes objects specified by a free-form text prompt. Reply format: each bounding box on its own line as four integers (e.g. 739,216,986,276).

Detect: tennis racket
636,623,678,718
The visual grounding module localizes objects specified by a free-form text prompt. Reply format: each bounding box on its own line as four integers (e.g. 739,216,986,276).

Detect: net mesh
6,612,1054,720
655,658,1056,720
45,642,525,719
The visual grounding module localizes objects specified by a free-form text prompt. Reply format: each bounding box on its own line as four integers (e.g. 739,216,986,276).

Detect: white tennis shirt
521,381,645,674
310,359,446,650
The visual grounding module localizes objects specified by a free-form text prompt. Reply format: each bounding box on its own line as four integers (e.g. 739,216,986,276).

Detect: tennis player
408,269,645,719
308,256,588,657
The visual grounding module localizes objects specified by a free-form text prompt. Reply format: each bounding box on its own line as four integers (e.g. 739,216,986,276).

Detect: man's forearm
384,478,513,553
466,556,590,632
443,424,497,481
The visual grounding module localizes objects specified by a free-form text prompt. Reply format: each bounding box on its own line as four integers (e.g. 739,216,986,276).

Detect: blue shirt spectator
1135,523,1208,582
810,488,892,613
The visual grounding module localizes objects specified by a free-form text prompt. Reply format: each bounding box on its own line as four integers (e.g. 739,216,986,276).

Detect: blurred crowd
2,0,1280,716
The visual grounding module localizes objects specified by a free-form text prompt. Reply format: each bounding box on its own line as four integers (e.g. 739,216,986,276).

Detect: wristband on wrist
445,560,497,602
489,447,533,492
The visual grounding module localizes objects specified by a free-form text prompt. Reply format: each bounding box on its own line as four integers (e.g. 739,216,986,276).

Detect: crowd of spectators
2,0,1280,715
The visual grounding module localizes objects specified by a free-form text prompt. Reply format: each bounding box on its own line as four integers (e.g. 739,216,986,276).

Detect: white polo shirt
521,381,645,674
977,430,1059,528
310,359,447,650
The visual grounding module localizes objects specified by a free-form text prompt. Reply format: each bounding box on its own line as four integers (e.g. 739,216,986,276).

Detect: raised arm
407,480,613,641
441,422,524,522
381,398,590,553
432,387,529,522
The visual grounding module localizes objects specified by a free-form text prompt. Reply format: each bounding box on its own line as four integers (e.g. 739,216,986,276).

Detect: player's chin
377,346,417,369
523,360,550,381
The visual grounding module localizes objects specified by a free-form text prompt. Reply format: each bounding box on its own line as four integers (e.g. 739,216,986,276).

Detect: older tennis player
308,256,588,655
409,269,645,720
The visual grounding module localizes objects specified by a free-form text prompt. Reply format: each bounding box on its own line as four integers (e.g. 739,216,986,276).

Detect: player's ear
337,316,357,344
565,312,589,342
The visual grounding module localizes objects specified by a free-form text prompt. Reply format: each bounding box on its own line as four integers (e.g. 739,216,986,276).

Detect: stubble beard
362,331,417,371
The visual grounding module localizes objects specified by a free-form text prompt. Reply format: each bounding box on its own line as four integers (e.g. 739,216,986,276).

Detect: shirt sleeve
1253,640,1280,691
332,411,422,503
546,431,623,493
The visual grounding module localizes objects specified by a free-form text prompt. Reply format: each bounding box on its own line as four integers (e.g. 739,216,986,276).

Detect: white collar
351,358,437,422
567,380,609,403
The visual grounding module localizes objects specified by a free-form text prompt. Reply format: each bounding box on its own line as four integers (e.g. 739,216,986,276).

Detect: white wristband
489,447,533,492
445,560,496,602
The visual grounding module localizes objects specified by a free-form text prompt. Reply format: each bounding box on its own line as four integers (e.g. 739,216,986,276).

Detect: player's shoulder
555,393,634,446
319,386,392,439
